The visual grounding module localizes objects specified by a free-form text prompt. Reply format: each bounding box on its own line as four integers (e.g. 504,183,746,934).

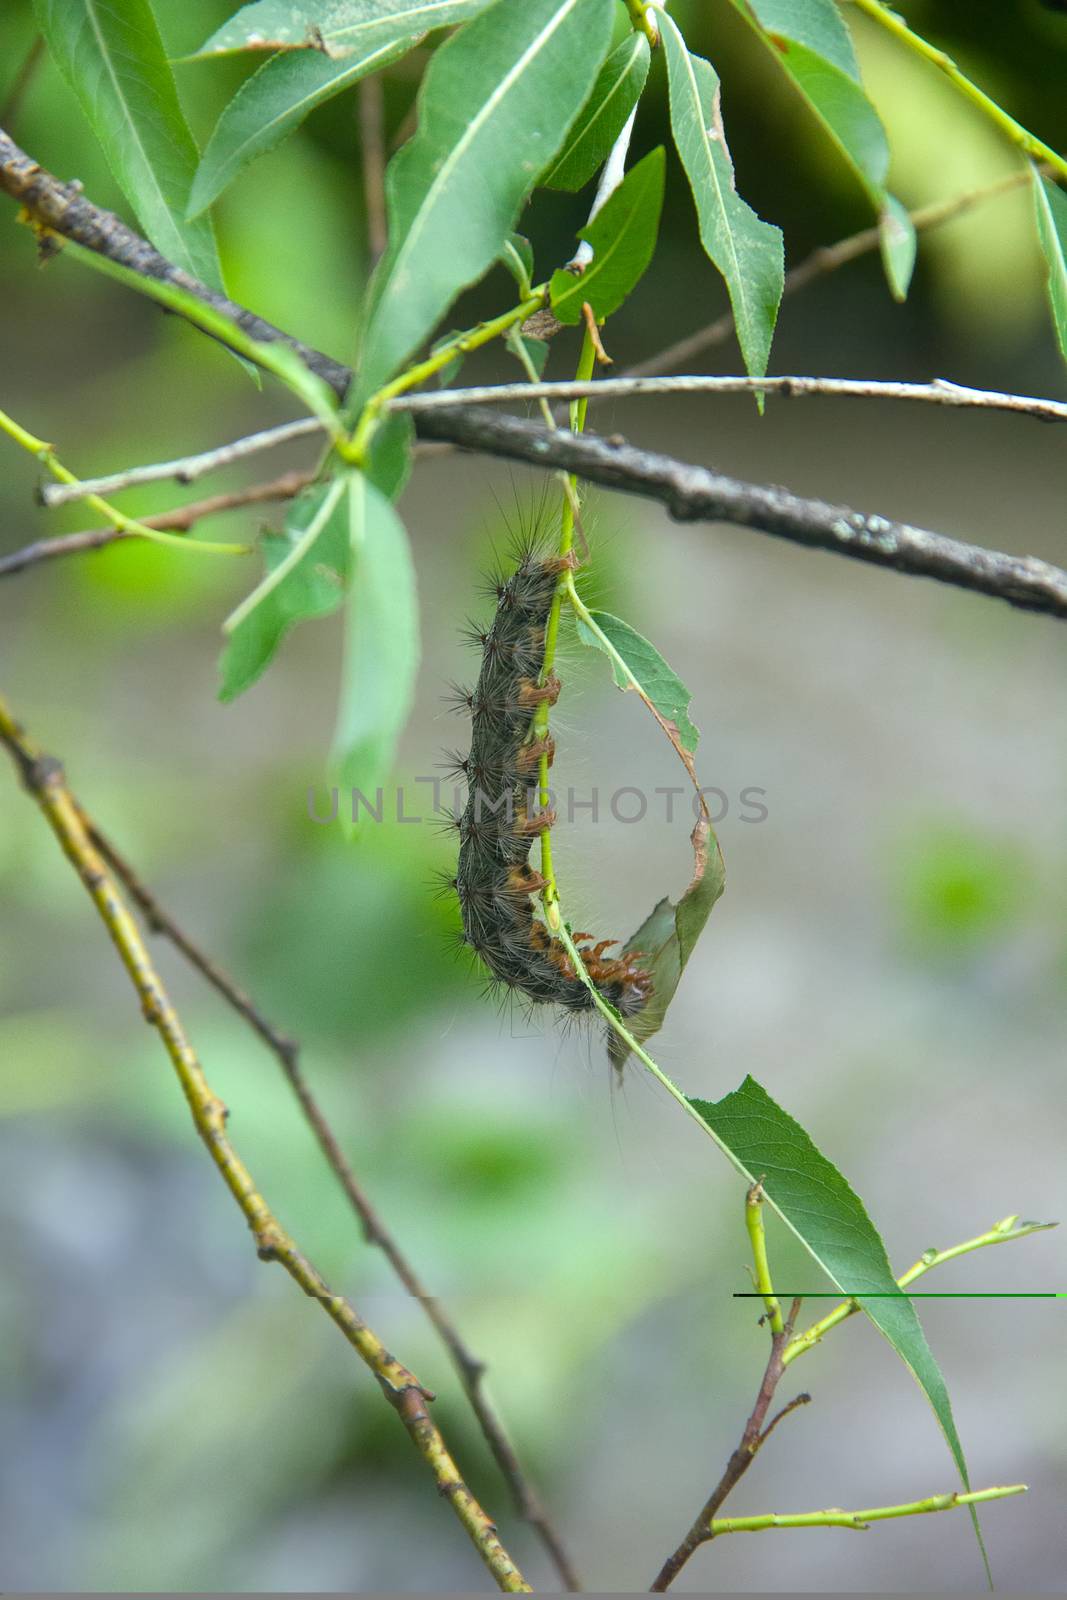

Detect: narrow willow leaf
576,607,697,751
690,1076,988,1578
542,33,650,192
188,37,410,216
725,0,915,299
333,473,419,807
1034,168,1067,365
550,146,665,324
219,474,351,701
32,0,222,286
351,0,614,408
500,232,535,297
575,605,722,1066
193,0,497,59
658,9,783,379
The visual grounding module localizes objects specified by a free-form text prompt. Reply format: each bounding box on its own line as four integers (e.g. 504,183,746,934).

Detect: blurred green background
1,0,1066,1590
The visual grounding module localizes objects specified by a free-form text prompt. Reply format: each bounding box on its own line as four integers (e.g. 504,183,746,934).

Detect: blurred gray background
1,0,1065,1591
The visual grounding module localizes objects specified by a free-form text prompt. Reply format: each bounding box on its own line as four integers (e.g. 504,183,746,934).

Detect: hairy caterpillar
445,541,652,1018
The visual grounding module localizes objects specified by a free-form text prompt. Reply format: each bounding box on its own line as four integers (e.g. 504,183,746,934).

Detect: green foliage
218,475,352,700
549,147,665,323
499,232,535,298
31,0,223,286
542,33,651,192
193,0,499,59
690,1077,984,1562
332,472,420,810
576,606,698,751
1033,167,1067,363
351,0,615,406
658,9,784,378
725,0,916,298
187,36,412,217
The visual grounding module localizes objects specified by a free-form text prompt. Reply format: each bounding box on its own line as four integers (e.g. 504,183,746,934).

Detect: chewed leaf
606,826,724,1069
576,607,697,752
1034,167,1067,366
725,0,915,299
550,147,665,324
575,603,722,1064
542,33,650,192
33,0,223,288
192,0,498,59
219,474,353,700
350,0,614,408
333,473,419,817
690,1077,987,1580
658,10,783,379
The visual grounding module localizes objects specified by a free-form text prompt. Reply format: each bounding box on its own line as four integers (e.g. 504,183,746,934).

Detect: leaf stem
345,287,546,464
533,324,597,914
624,0,659,46
709,1484,1026,1536
781,1215,1057,1366
847,0,1067,185
0,406,252,556
746,1182,784,1334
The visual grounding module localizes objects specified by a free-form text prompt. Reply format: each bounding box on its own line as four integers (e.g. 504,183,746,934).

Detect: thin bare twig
622,167,1047,381
78,813,582,1592
39,419,323,509
410,409,1067,621
390,373,1067,427
0,470,312,580
0,693,530,1595
649,1301,808,1591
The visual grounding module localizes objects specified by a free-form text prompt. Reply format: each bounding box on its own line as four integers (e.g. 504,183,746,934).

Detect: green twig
625,0,659,45
710,1485,1026,1536
847,0,1067,186
345,288,546,464
533,323,597,917
0,406,251,557
782,1214,1056,1366
746,1182,784,1335
54,241,344,437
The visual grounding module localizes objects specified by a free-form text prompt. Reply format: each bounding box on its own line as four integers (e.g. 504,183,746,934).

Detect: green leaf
500,232,535,297
333,473,419,805
690,1076,988,1580
658,9,783,379
193,0,498,59
575,605,723,1067
188,37,411,217
505,324,550,378
606,855,725,1069
541,33,650,192
576,607,697,751
549,146,665,323
1034,168,1067,366
32,0,222,286
351,0,615,408
219,474,351,700
725,0,915,300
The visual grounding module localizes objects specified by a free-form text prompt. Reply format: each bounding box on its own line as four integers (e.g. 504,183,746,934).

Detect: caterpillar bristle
450,538,653,1025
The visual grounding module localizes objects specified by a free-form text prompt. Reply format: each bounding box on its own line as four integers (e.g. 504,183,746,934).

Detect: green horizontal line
733,1292,1063,1299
